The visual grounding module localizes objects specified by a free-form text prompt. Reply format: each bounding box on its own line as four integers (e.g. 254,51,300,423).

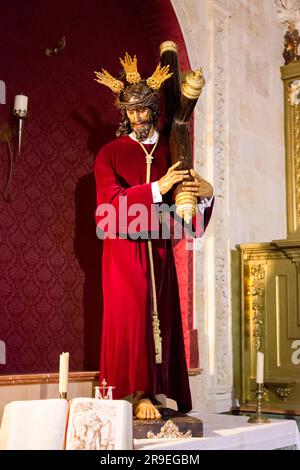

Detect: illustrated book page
65,398,133,450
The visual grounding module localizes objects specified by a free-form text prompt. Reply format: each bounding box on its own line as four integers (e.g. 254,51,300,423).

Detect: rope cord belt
137,137,162,364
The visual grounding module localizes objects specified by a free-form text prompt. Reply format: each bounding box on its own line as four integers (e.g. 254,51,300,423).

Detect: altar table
134,410,300,450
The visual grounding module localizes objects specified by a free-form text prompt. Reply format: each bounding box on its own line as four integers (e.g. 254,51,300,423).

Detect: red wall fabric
0,0,196,374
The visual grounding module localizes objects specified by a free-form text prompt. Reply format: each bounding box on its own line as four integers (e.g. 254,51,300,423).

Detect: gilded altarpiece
282,62,300,238
233,62,300,411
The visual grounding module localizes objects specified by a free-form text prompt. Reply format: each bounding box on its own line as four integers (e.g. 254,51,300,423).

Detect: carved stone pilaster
212,5,232,395
172,0,233,412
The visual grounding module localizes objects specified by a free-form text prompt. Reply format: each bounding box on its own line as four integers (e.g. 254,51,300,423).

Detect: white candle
256,351,264,384
14,94,28,112
59,352,69,395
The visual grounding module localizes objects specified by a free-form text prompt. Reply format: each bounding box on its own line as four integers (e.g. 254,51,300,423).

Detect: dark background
0,0,194,374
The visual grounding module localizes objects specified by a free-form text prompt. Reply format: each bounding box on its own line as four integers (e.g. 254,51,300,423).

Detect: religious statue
283,22,300,65
93,44,214,420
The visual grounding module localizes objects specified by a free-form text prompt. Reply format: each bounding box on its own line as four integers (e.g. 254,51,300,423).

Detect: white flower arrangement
288,79,300,105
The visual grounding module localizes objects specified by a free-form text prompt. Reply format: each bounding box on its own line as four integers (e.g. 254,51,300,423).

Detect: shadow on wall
73,108,116,370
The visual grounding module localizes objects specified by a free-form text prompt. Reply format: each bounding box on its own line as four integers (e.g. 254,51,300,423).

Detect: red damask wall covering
0,0,196,374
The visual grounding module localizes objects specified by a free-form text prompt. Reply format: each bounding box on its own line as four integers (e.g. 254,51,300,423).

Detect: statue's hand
182,169,213,199
158,161,190,195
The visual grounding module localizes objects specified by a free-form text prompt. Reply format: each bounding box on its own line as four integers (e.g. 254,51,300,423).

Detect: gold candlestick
247,383,271,424
59,392,67,399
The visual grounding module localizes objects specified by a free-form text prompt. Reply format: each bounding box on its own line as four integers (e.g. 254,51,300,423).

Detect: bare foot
134,398,161,420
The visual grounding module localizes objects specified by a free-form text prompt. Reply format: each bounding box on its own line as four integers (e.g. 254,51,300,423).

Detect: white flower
288,79,300,105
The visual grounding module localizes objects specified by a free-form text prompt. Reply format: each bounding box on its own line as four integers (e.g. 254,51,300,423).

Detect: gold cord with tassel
137,138,162,364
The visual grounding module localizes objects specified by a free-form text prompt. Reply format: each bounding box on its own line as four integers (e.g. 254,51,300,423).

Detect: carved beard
132,121,153,142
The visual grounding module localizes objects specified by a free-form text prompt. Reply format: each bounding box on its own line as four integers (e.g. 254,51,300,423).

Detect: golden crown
94,69,124,93
146,64,173,90
94,52,172,93
119,52,141,85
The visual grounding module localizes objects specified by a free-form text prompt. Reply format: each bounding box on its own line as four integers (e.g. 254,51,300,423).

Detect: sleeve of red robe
94,147,159,237
191,196,215,238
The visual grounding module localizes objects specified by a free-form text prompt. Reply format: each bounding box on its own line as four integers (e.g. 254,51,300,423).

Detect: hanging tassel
138,137,163,365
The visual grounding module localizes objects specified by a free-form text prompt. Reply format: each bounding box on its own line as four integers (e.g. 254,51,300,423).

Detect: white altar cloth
134,411,300,450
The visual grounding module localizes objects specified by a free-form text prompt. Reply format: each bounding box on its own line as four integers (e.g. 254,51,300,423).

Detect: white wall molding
172,0,234,412
273,0,300,26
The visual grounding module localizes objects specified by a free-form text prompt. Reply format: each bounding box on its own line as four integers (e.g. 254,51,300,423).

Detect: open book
0,398,133,450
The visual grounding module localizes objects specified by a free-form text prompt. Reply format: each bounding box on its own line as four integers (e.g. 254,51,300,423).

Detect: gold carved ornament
147,420,192,439
288,79,300,222
94,53,173,93
248,264,265,351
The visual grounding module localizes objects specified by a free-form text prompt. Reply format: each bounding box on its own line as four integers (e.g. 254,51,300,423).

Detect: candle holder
247,383,271,424
13,107,27,158
94,379,115,399
1,95,28,202
0,125,14,202
59,392,67,399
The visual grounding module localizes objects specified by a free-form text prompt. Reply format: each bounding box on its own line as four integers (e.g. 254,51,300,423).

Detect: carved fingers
182,169,214,199
158,161,190,195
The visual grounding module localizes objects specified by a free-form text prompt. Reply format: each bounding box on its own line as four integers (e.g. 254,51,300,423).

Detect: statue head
94,53,173,140
116,80,160,140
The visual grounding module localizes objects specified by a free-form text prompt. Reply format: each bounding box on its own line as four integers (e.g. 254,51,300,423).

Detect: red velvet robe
94,134,213,412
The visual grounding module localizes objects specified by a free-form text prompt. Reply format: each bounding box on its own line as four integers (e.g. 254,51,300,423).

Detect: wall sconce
1,94,28,201
45,36,66,57
0,124,14,202
13,94,28,157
